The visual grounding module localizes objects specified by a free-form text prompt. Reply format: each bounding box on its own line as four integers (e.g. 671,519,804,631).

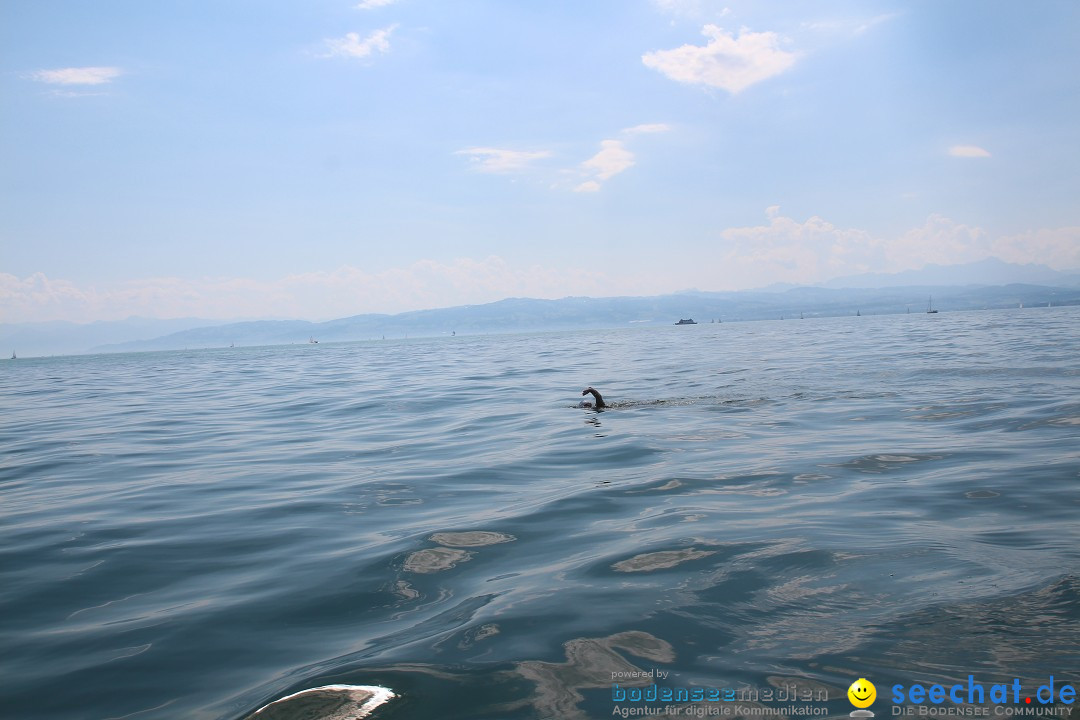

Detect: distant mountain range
3,259,1079,358
822,257,1080,289
0,316,235,359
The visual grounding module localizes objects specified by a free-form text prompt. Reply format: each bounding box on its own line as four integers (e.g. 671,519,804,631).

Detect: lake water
2,308,1079,720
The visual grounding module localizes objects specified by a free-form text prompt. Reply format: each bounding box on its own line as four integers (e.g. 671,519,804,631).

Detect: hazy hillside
6,264,1079,358
0,317,231,358
87,282,1079,355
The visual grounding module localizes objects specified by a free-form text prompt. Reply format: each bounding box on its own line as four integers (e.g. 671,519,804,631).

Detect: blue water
2,308,1079,719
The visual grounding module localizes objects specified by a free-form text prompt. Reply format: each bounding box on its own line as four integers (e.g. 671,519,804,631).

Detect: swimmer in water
581,386,606,409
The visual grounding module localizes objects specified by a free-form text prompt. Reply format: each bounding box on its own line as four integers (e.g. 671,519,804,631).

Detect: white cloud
948,145,991,158
890,214,989,267
707,209,1079,288
323,26,396,59
356,0,398,8
462,131,664,190
854,13,900,35
29,67,122,85
455,147,552,173
581,140,635,181
623,123,671,135
0,259,609,324
571,139,635,192
642,25,797,93
715,207,884,285
709,208,1027,287
804,13,900,36
5,221,1077,324
992,227,1080,269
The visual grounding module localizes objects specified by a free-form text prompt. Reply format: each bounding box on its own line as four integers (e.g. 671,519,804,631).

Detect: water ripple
1,308,1078,719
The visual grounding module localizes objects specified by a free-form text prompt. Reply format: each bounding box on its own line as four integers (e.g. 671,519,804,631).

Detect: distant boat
1019,302,1023,309
856,310,861,317
309,337,318,344
926,297,938,314
10,351,14,360
675,318,697,325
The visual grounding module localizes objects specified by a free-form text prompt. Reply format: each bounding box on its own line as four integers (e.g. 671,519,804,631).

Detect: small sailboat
309,336,318,344
926,297,938,314
10,351,15,360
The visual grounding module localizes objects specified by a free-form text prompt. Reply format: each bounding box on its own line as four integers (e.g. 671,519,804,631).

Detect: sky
2,0,1079,323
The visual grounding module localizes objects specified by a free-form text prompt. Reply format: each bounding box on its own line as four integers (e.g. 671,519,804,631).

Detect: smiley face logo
848,678,876,708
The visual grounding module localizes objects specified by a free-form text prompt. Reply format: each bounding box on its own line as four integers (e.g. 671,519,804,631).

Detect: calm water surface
2,308,1079,719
